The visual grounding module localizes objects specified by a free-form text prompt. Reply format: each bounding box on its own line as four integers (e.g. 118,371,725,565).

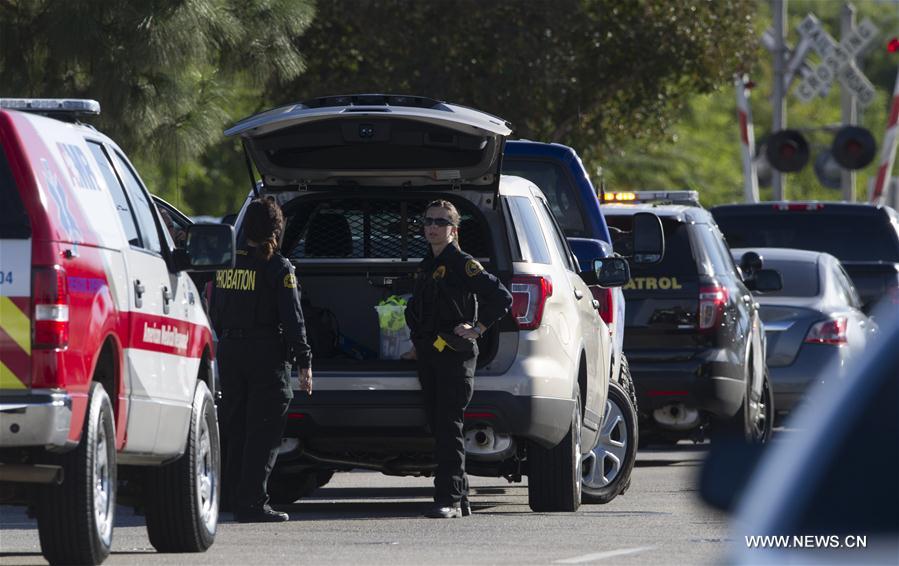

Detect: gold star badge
283,273,297,288
432,265,447,280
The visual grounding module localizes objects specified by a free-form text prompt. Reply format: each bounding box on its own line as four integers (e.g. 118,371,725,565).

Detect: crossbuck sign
794,14,879,107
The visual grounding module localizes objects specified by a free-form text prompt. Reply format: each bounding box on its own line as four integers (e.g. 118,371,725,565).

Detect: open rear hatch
225,94,512,192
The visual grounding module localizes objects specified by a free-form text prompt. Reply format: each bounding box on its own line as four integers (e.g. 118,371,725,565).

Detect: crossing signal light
888,37,899,53
831,126,876,170
766,129,810,173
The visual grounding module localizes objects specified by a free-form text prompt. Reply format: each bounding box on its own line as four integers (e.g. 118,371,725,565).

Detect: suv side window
696,224,733,277
506,196,551,264
502,159,586,236
110,151,161,254
86,142,140,247
535,198,577,272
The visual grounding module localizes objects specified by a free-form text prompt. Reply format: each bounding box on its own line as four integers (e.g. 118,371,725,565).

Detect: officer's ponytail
425,199,462,248
244,197,284,261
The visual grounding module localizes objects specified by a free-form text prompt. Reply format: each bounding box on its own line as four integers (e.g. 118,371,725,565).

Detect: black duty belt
219,328,281,339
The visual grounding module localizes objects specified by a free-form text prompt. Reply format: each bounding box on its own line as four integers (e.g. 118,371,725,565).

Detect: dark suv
603,204,779,444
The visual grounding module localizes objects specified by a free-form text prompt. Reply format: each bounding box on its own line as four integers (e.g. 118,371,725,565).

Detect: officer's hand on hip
299,367,313,396
454,322,483,341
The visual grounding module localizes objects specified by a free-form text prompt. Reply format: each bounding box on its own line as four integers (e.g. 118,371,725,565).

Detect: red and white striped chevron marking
871,67,899,204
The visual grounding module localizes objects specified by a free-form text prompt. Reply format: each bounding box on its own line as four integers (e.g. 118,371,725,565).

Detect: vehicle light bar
602,190,700,206
0,98,100,115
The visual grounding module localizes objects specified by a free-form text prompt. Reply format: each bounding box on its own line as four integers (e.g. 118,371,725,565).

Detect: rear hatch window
280,196,491,260
713,208,899,263
0,147,30,238
606,215,702,352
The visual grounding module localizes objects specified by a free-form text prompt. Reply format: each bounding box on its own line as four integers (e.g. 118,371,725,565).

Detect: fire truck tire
145,381,219,553
37,382,116,566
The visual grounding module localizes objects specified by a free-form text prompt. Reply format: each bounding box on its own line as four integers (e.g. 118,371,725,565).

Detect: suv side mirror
173,224,236,272
746,268,782,293
593,257,631,288
631,212,665,264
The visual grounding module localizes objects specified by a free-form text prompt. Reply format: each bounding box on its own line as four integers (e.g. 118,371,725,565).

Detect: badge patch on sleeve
432,265,446,280
283,273,298,288
465,259,484,277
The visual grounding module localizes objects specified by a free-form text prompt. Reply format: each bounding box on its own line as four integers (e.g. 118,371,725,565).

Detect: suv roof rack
0,98,101,120
602,190,701,207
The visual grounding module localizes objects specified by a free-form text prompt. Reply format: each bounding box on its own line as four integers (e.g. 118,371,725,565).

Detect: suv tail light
32,266,69,349
698,283,728,330
804,317,848,346
590,286,613,325
510,275,552,330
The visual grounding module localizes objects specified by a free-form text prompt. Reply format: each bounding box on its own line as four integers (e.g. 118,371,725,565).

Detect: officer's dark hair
425,199,461,248
244,197,284,261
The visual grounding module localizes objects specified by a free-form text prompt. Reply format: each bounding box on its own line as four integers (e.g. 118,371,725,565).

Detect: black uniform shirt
210,247,312,368
405,244,512,340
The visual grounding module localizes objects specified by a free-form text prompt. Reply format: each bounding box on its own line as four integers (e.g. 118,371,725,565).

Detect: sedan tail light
32,265,69,349
804,317,848,346
698,283,728,331
510,275,552,330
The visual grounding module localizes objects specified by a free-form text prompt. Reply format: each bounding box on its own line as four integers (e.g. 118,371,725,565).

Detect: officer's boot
461,496,472,516
424,502,462,519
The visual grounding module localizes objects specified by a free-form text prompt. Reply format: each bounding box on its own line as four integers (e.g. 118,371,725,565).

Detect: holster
436,331,476,354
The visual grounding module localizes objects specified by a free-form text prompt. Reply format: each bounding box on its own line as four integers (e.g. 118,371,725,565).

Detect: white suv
223,95,658,511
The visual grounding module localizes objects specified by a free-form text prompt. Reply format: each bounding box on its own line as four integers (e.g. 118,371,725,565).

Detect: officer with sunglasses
405,199,512,519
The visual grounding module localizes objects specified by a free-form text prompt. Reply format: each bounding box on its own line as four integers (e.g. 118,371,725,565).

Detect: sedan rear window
755,259,820,297
714,210,899,262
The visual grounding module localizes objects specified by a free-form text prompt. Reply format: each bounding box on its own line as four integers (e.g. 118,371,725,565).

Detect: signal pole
841,3,858,202
772,0,788,201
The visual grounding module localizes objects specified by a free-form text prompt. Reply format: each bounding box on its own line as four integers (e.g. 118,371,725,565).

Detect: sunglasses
422,217,455,227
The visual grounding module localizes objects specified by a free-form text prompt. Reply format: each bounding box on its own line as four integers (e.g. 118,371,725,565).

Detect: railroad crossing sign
794,14,879,106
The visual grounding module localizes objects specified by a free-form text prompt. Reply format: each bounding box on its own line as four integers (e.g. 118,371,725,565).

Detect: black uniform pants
218,337,293,511
416,340,477,506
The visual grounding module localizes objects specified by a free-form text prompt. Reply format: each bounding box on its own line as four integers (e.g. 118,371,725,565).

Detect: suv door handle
162,286,173,314
574,289,584,300
134,280,145,308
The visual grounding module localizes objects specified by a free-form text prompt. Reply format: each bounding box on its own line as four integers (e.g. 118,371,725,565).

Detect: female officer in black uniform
405,200,512,519
211,197,313,523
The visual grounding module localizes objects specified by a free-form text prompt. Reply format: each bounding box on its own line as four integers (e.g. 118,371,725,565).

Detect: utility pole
841,3,857,202
772,0,787,201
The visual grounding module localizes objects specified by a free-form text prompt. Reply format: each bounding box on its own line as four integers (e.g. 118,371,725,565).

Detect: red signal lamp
889,37,899,54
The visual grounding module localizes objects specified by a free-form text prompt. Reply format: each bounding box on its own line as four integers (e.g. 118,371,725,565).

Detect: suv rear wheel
582,360,638,504
37,382,116,566
528,386,581,512
144,381,219,552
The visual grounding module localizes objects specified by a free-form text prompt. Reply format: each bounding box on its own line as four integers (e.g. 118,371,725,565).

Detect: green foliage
0,0,313,213
284,0,758,151
602,0,898,206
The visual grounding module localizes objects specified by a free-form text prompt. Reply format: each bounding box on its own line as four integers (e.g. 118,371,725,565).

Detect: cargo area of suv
273,191,506,370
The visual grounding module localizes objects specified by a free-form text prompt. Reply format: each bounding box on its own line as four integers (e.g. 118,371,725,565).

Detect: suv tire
528,386,582,512
268,470,335,504
582,363,638,504
37,382,116,566
145,382,219,553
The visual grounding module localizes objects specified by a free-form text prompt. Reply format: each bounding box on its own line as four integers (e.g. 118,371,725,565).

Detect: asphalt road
0,445,727,565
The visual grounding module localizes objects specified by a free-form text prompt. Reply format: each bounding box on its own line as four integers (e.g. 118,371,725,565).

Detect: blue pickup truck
503,140,637,503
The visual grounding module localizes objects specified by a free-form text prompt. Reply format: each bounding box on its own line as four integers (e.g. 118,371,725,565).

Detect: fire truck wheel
145,381,219,552
37,382,116,566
